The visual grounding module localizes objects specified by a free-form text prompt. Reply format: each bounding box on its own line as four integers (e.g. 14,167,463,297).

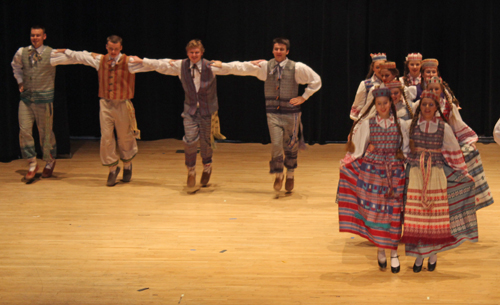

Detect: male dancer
131,39,233,188
11,25,73,182
59,35,146,186
212,38,322,191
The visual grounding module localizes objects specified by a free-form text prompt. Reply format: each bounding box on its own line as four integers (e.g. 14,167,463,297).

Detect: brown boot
42,160,56,178
201,171,211,186
274,174,283,191
25,164,39,181
187,173,196,187
107,167,120,187
285,177,294,192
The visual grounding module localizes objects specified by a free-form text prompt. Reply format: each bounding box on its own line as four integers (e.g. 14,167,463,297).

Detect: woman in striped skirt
338,87,409,273
414,76,494,210
401,90,477,273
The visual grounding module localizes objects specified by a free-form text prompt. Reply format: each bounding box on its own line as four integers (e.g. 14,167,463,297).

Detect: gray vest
180,58,218,116
20,46,56,104
264,59,300,114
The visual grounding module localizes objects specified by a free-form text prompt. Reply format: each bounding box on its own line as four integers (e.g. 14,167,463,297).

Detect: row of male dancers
12,26,321,189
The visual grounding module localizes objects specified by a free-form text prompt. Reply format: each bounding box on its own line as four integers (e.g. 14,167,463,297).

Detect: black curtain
2,0,500,162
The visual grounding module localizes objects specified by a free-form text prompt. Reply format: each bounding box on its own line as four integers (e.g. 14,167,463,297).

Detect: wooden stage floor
0,139,499,304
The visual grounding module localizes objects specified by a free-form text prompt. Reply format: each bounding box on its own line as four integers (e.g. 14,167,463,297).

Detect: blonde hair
186,39,205,52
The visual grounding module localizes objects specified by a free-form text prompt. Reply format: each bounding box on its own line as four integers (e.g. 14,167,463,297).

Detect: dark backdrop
2,0,500,162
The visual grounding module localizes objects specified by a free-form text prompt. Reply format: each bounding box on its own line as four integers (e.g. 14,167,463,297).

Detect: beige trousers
99,99,138,166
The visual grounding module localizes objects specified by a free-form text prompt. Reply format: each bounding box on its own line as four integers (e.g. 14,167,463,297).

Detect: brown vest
98,54,135,100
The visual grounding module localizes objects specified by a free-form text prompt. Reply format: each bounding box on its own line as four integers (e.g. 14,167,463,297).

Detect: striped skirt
463,148,494,210
403,165,477,258
338,160,404,250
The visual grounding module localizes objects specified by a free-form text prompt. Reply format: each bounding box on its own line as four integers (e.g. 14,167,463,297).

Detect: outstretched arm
54,49,101,70
211,60,268,80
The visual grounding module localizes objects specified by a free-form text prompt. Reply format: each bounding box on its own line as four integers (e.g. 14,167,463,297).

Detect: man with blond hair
132,39,233,188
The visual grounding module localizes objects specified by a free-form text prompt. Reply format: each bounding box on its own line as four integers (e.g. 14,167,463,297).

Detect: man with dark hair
130,39,233,189
58,35,148,186
11,26,73,182
212,37,321,192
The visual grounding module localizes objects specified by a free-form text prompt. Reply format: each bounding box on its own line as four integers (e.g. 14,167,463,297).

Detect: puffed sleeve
341,119,370,165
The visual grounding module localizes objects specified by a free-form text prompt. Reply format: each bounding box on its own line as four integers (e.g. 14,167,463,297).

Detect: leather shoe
42,160,56,178
107,167,120,187
187,173,196,187
378,257,387,269
200,171,211,186
274,176,283,191
391,256,400,274
413,262,423,273
25,164,39,181
123,164,132,182
428,260,437,272
285,177,294,192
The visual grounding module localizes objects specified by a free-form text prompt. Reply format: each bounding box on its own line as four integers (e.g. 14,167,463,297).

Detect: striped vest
98,54,135,100
180,58,218,116
264,59,300,114
20,46,56,104
408,120,445,167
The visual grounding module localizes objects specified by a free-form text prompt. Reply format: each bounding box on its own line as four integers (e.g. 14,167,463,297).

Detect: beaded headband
420,90,440,102
386,80,402,89
373,87,391,98
421,58,439,69
427,76,443,85
380,61,396,69
406,53,422,61
370,53,387,62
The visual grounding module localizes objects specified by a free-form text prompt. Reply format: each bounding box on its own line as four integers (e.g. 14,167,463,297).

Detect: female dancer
418,76,493,210
401,53,422,86
350,53,386,120
339,87,409,273
401,90,477,272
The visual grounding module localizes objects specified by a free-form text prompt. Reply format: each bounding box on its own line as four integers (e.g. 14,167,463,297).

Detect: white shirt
11,45,74,84
141,58,235,92
494,118,500,145
221,58,322,100
63,49,148,73
342,115,410,164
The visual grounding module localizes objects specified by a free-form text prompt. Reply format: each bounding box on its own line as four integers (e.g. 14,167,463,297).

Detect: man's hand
210,60,222,68
250,59,265,67
289,96,306,106
55,49,67,53
129,56,143,63
18,83,24,92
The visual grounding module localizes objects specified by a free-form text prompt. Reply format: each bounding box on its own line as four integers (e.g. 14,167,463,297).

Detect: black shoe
391,256,400,274
378,257,387,269
107,167,120,187
413,262,423,273
428,260,437,272
123,164,132,182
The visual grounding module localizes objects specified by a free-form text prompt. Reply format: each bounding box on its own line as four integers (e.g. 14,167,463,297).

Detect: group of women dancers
337,53,494,273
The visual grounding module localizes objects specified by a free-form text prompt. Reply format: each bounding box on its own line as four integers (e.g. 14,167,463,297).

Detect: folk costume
64,49,146,185
221,58,321,191
139,57,233,187
413,77,493,210
350,53,385,121
11,44,73,179
338,88,409,250
494,118,500,145
401,91,477,259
